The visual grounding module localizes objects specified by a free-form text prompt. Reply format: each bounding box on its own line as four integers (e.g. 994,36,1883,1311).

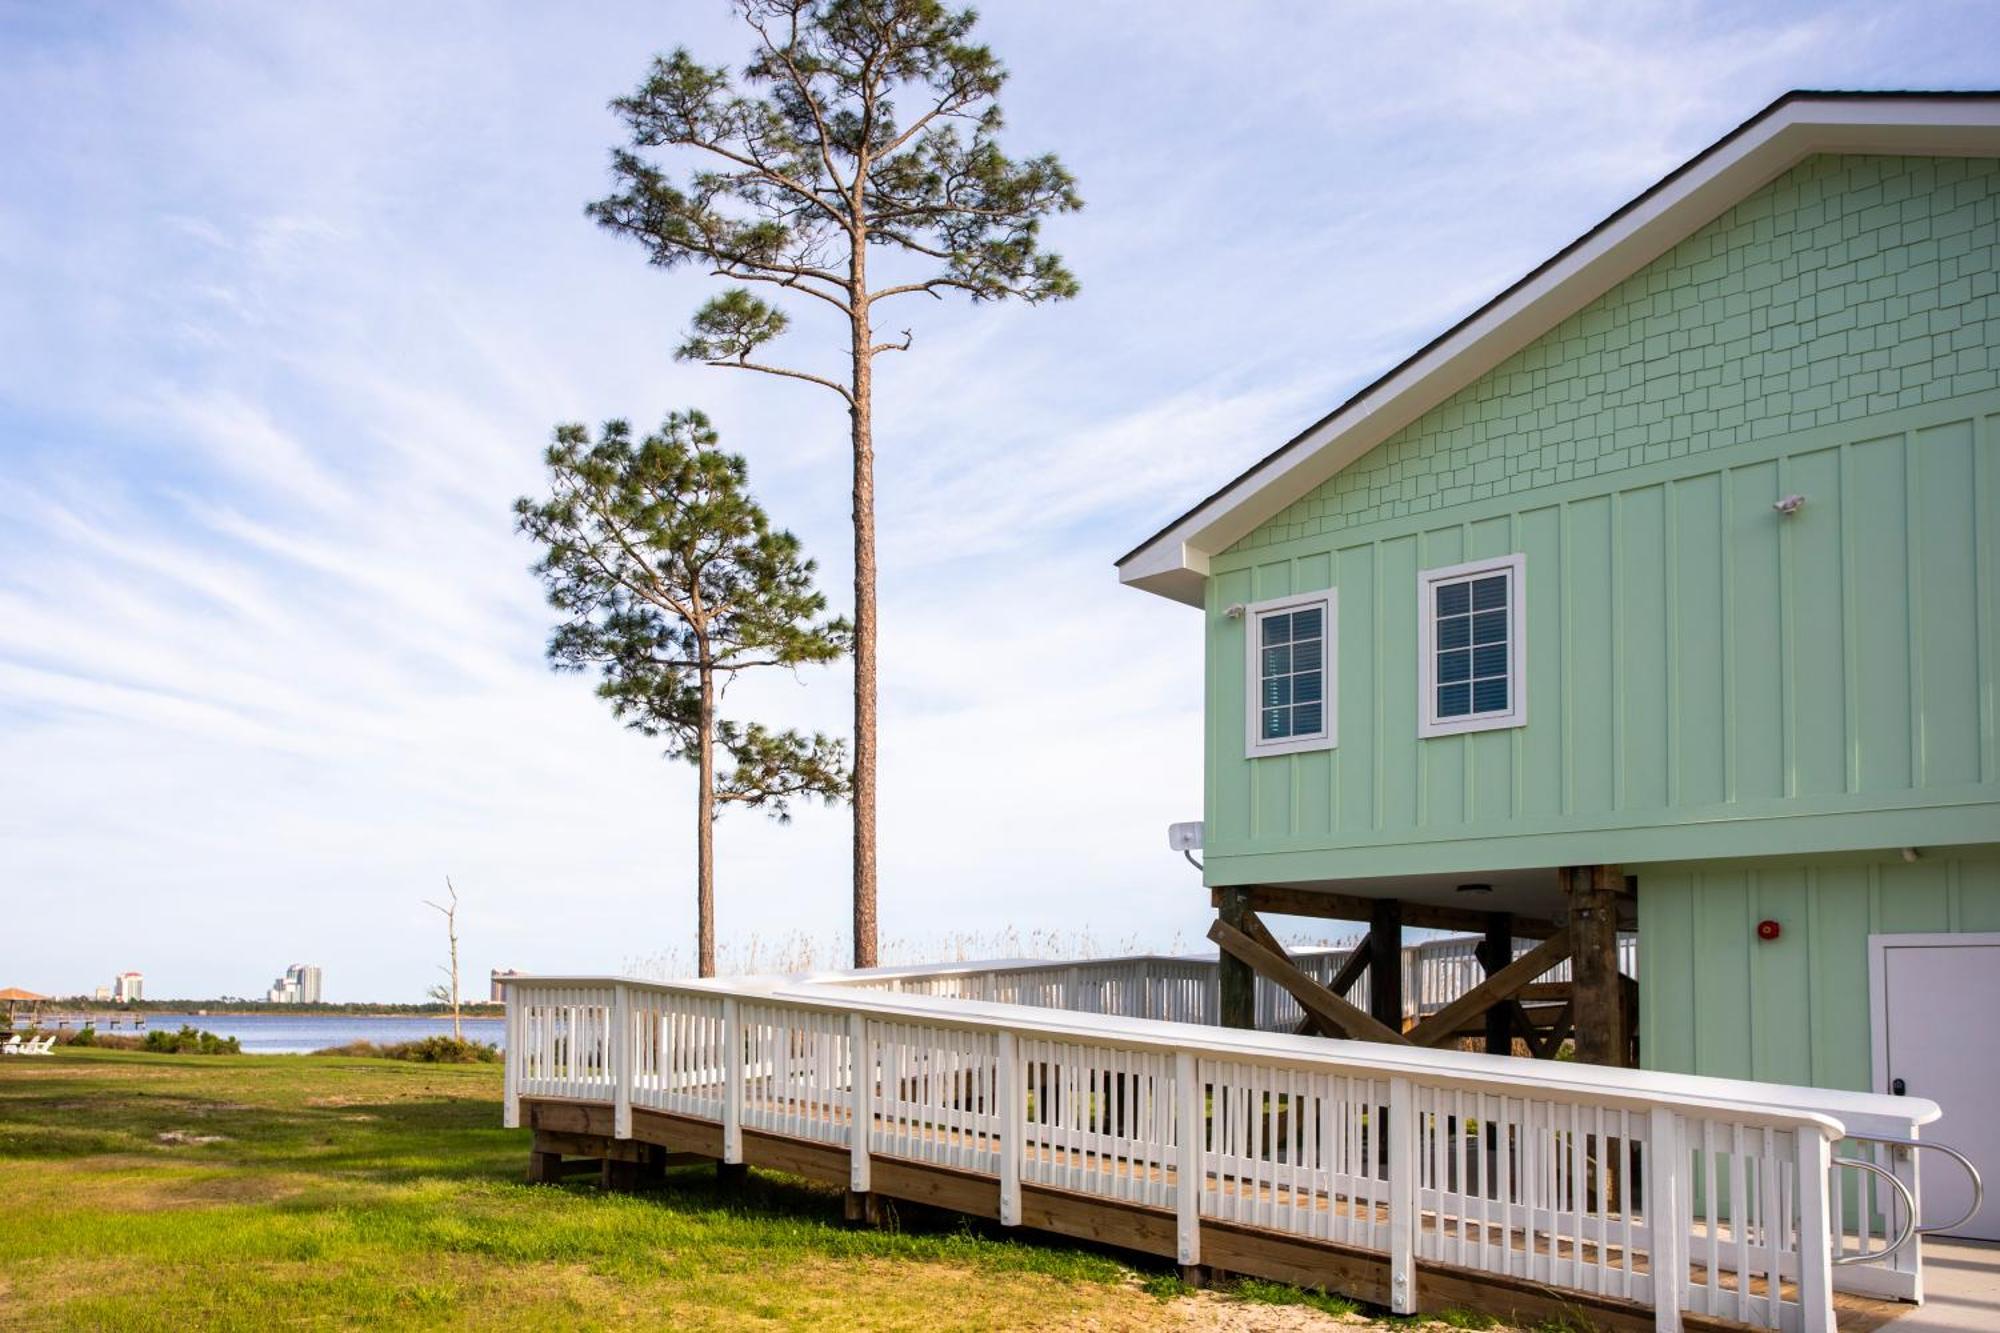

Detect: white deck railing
804,935,1638,1033
503,973,1936,1332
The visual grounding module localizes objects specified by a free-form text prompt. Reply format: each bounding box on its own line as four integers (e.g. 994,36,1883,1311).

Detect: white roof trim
1118,93,2000,606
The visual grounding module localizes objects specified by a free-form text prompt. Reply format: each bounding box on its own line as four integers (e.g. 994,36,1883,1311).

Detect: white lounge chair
28,1035,57,1054
0,1034,20,1055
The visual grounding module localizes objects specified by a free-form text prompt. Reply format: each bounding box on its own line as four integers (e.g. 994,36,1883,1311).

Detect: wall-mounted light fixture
1224,604,1246,619
1773,494,1807,515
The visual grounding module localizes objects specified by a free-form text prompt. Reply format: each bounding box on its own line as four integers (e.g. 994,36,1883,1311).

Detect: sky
3,1,1996,1001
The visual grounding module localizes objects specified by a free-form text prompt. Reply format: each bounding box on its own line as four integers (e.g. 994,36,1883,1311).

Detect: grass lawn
0,1050,1519,1331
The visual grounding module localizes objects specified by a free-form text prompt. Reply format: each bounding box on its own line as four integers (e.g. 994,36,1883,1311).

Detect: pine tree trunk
849,268,878,969
697,663,717,978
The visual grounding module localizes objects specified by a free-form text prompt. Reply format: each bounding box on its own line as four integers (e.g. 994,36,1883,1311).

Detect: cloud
2,0,1995,998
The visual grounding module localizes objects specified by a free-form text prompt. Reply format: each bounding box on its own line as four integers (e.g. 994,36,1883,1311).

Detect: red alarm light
1756,919,1782,942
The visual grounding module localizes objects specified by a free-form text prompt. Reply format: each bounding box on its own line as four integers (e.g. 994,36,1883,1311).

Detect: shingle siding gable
1230,154,2000,553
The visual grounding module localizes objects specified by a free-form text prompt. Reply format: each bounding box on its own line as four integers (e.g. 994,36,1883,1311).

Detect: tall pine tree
588,0,1081,966
516,410,850,977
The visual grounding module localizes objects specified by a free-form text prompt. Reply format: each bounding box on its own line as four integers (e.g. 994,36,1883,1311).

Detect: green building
1120,92,2000,1238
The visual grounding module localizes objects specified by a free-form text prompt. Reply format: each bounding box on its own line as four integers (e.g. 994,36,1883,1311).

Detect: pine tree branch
751,6,854,203
699,356,855,404
564,477,704,627
713,266,854,315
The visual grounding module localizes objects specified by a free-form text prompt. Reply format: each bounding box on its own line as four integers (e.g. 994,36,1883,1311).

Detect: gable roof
1118,91,2000,606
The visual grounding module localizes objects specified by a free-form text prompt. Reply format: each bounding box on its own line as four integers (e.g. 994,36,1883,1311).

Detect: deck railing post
501,983,520,1130
611,983,632,1140
1175,1051,1201,1266
1794,1128,1836,1333
998,1031,1021,1226
1387,1076,1417,1314
1892,1137,1924,1301
1647,1107,1685,1333
850,1012,873,1194
722,996,743,1165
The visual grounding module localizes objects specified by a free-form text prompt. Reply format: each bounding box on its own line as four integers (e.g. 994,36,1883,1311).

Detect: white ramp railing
504,974,1937,1332
811,935,1637,1032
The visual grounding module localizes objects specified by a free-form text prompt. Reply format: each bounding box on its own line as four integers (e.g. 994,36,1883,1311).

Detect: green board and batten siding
1204,397,2000,877
1204,153,2000,881
1200,153,2000,1082
1641,850,2000,1090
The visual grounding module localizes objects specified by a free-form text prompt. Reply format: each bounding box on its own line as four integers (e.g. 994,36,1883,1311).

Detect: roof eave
1117,92,2000,606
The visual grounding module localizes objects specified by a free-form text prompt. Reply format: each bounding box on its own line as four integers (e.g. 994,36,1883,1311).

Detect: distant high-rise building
112,971,143,1003
93,985,112,1001
265,964,322,1004
490,969,519,1002
286,963,322,1004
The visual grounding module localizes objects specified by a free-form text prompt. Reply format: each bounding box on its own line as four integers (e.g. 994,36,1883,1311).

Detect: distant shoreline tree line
36,999,500,1017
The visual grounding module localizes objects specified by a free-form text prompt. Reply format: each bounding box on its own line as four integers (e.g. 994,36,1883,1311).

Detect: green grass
0,1051,1525,1330
1227,1277,1364,1317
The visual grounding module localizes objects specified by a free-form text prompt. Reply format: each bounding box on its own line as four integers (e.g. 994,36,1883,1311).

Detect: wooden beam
1368,899,1403,1030
1217,886,1256,1030
1207,919,1409,1045
1237,911,1340,1038
1478,912,1513,1056
1213,884,1560,939
1566,864,1627,1067
1427,1001,1572,1040
1325,938,1373,1004
1295,935,1376,1032
1621,971,1641,1067
1235,907,1289,959
1404,927,1574,1048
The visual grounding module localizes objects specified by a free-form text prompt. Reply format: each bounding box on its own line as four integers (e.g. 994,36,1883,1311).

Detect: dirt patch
1169,1291,1370,1329
157,1130,230,1146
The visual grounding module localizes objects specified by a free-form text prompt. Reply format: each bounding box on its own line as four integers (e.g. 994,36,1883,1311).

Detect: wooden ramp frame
502,976,1935,1333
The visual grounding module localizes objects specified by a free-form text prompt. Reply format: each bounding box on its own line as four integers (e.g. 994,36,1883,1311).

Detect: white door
1875,935,2000,1241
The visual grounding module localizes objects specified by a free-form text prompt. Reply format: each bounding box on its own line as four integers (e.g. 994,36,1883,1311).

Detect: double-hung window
1417,554,1525,737
1244,592,1336,757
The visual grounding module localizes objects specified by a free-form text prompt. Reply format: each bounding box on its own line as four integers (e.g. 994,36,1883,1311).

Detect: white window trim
1243,590,1337,759
1416,554,1526,739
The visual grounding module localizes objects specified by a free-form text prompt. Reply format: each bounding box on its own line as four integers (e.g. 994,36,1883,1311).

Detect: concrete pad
1888,1238,2000,1331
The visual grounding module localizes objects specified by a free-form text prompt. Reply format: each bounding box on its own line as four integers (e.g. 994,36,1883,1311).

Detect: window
1417,555,1525,737
1244,592,1336,757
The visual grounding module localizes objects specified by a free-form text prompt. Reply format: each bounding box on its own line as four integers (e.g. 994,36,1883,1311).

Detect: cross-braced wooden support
1403,929,1573,1048
1209,916,1408,1044
1205,885,1623,1063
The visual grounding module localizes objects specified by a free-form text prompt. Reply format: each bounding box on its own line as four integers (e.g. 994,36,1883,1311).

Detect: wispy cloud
2,0,1994,997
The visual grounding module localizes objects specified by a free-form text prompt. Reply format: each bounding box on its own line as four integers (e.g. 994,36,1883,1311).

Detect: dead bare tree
425,878,463,1039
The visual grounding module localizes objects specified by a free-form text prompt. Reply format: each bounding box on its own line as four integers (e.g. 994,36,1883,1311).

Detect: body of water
14,1012,507,1054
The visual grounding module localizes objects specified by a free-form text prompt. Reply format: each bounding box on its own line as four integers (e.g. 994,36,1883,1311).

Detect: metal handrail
1830,1155,1920,1266
1845,1135,1987,1237
1912,1140,1986,1235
